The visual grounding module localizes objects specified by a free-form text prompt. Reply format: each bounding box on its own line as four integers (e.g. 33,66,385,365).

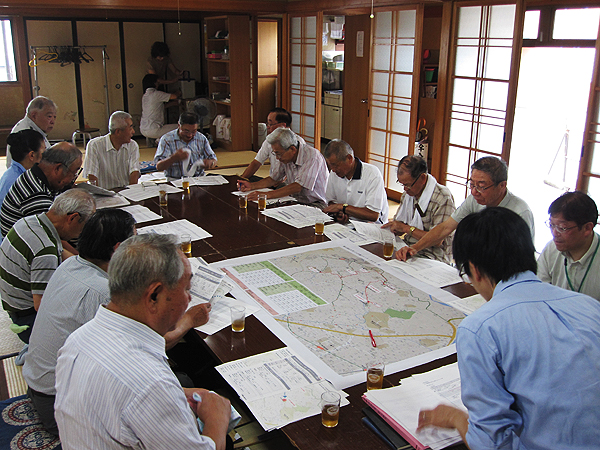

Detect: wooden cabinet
204,15,252,151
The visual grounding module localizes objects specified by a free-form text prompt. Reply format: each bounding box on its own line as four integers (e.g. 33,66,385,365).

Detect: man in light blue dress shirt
417,207,600,450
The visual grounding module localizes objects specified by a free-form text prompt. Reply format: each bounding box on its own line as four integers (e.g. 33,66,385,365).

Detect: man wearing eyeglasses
396,156,534,261
154,112,217,179
537,191,599,301
1,141,83,237
239,108,304,181
383,155,455,264
238,127,328,206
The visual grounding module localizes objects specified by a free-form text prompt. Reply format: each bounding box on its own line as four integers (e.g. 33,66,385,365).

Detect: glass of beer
383,235,394,259
181,234,192,258
321,391,341,427
315,219,325,235
238,193,248,209
158,189,168,207
230,306,246,332
182,177,190,192
366,361,385,390
258,193,267,211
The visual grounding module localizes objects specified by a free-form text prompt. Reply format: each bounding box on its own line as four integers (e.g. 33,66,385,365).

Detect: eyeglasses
545,220,578,234
466,180,496,194
62,164,83,179
271,144,296,159
396,174,421,189
457,267,471,284
267,121,285,129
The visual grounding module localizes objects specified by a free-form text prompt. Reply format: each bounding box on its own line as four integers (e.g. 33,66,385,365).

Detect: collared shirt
140,88,173,133
458,271,600,450
83,134,140,189
451,189,535,240
325,158,389,224
23,256,109,395
0,161,26,208
154,129,217,178
0,164,56,237
537,232,600,301
396,180,455,264
270,141,328,204
7,116,51,168
0,213,62,311
55,306,215,450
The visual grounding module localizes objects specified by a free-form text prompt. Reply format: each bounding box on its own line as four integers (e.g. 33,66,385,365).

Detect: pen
369,330,377,348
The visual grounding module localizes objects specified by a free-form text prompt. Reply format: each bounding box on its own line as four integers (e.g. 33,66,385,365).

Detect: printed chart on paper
213,241,466,388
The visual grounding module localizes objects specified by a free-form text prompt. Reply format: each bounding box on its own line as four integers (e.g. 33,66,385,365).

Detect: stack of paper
324,223,377,246
232,189,296,205
118,204,162,224
139,172,168,184
351,221,407,249
216,347,349,431
386,258,462,288
119,183,183,202
363,363,465,450
137,219,212,241
260,204,331,228
171,175,229,187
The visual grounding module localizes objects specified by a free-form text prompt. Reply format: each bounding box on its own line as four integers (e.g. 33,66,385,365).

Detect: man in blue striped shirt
56,234,230,450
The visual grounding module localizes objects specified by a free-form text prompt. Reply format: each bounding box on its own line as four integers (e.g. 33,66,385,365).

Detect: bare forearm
129,171,140,185
265,182,301,198
156,157,176,171
249,177,277,190
241,160,262,179
412,218,457,252
164,315,192,350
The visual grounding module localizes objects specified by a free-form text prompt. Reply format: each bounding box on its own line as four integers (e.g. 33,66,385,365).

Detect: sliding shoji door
442,1,524,203
288,13,322,148
367,8,421,194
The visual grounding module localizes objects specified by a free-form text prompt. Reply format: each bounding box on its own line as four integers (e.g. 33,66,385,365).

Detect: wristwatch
409,226,416,236
342,203,348,215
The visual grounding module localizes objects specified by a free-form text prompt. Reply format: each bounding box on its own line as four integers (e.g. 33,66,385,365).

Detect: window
0,19,17,81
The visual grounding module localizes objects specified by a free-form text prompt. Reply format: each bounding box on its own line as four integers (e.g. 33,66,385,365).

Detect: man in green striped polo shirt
0,189,95,343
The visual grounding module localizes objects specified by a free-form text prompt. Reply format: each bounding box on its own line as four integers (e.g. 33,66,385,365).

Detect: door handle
360,98,368,103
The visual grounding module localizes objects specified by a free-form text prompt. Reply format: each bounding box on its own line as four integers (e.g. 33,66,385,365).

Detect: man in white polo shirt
322,139,388,224
83,111,141,189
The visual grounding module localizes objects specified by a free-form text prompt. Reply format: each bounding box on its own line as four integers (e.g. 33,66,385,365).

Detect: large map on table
215,241,465,388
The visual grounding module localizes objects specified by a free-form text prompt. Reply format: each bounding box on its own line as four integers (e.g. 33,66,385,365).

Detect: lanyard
564,238,600,293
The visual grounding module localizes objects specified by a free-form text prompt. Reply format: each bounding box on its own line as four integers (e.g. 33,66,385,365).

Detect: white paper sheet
139,172,168,184
447,293,487,315
351,220,407,249
119,183,183,201
232,189,297,206
216,347,349,431
93,194,130,209
189,264,225,303
324,223,377,246
192,292,260,335
171,175,229,187
137,219,212,241
118,204,162,223
386,257,463,288
260,204,332,228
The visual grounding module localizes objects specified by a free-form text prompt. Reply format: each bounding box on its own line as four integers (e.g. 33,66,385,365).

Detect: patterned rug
0,395,61,450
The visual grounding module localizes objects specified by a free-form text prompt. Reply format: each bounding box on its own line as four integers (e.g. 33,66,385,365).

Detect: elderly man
238,128,328,206
55,234,231,450
0,141,82,237
154,111,217,179
322,139,388,224
0,189,95,343
417,207,600,450
7,96,56,168
240,108,304,180
83,111,140,189
396,156,534,261
382,155,455,264
537,191,599,301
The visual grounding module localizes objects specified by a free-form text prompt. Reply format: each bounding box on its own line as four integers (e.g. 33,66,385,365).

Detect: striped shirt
23,256,109,395
270,141,328,204
397,181,456,264
55,306,215,450
0,213,62,311
154,129,217,178
82,134,140,189
0,165,56,237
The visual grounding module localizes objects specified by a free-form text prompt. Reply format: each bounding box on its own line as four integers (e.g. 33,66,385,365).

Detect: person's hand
417,404,468,432
237,180,252,192
382,220,408,235
323,203,343,215
395,246,417,261
204,159,217,170
246,190,262,201
173,148,189,162
182,303,211,328
191,389,231,426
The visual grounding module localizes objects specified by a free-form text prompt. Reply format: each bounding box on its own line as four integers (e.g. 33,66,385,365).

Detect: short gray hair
41,141,82,170
26,96,57,115
266,127,298,150
108,234,185,306
471,156,508,185
322,139,353,160
109,111,132,134
49,189,96,222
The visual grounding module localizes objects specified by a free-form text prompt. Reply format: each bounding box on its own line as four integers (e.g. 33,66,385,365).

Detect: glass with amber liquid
321,391,341,427
366,362,385,390
238,193,248,209
315,220,325,235
383,235,394,259
182,178,190,193
159,189,168,207
181,234,192,258
230,306,246,332
258,193,267,211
